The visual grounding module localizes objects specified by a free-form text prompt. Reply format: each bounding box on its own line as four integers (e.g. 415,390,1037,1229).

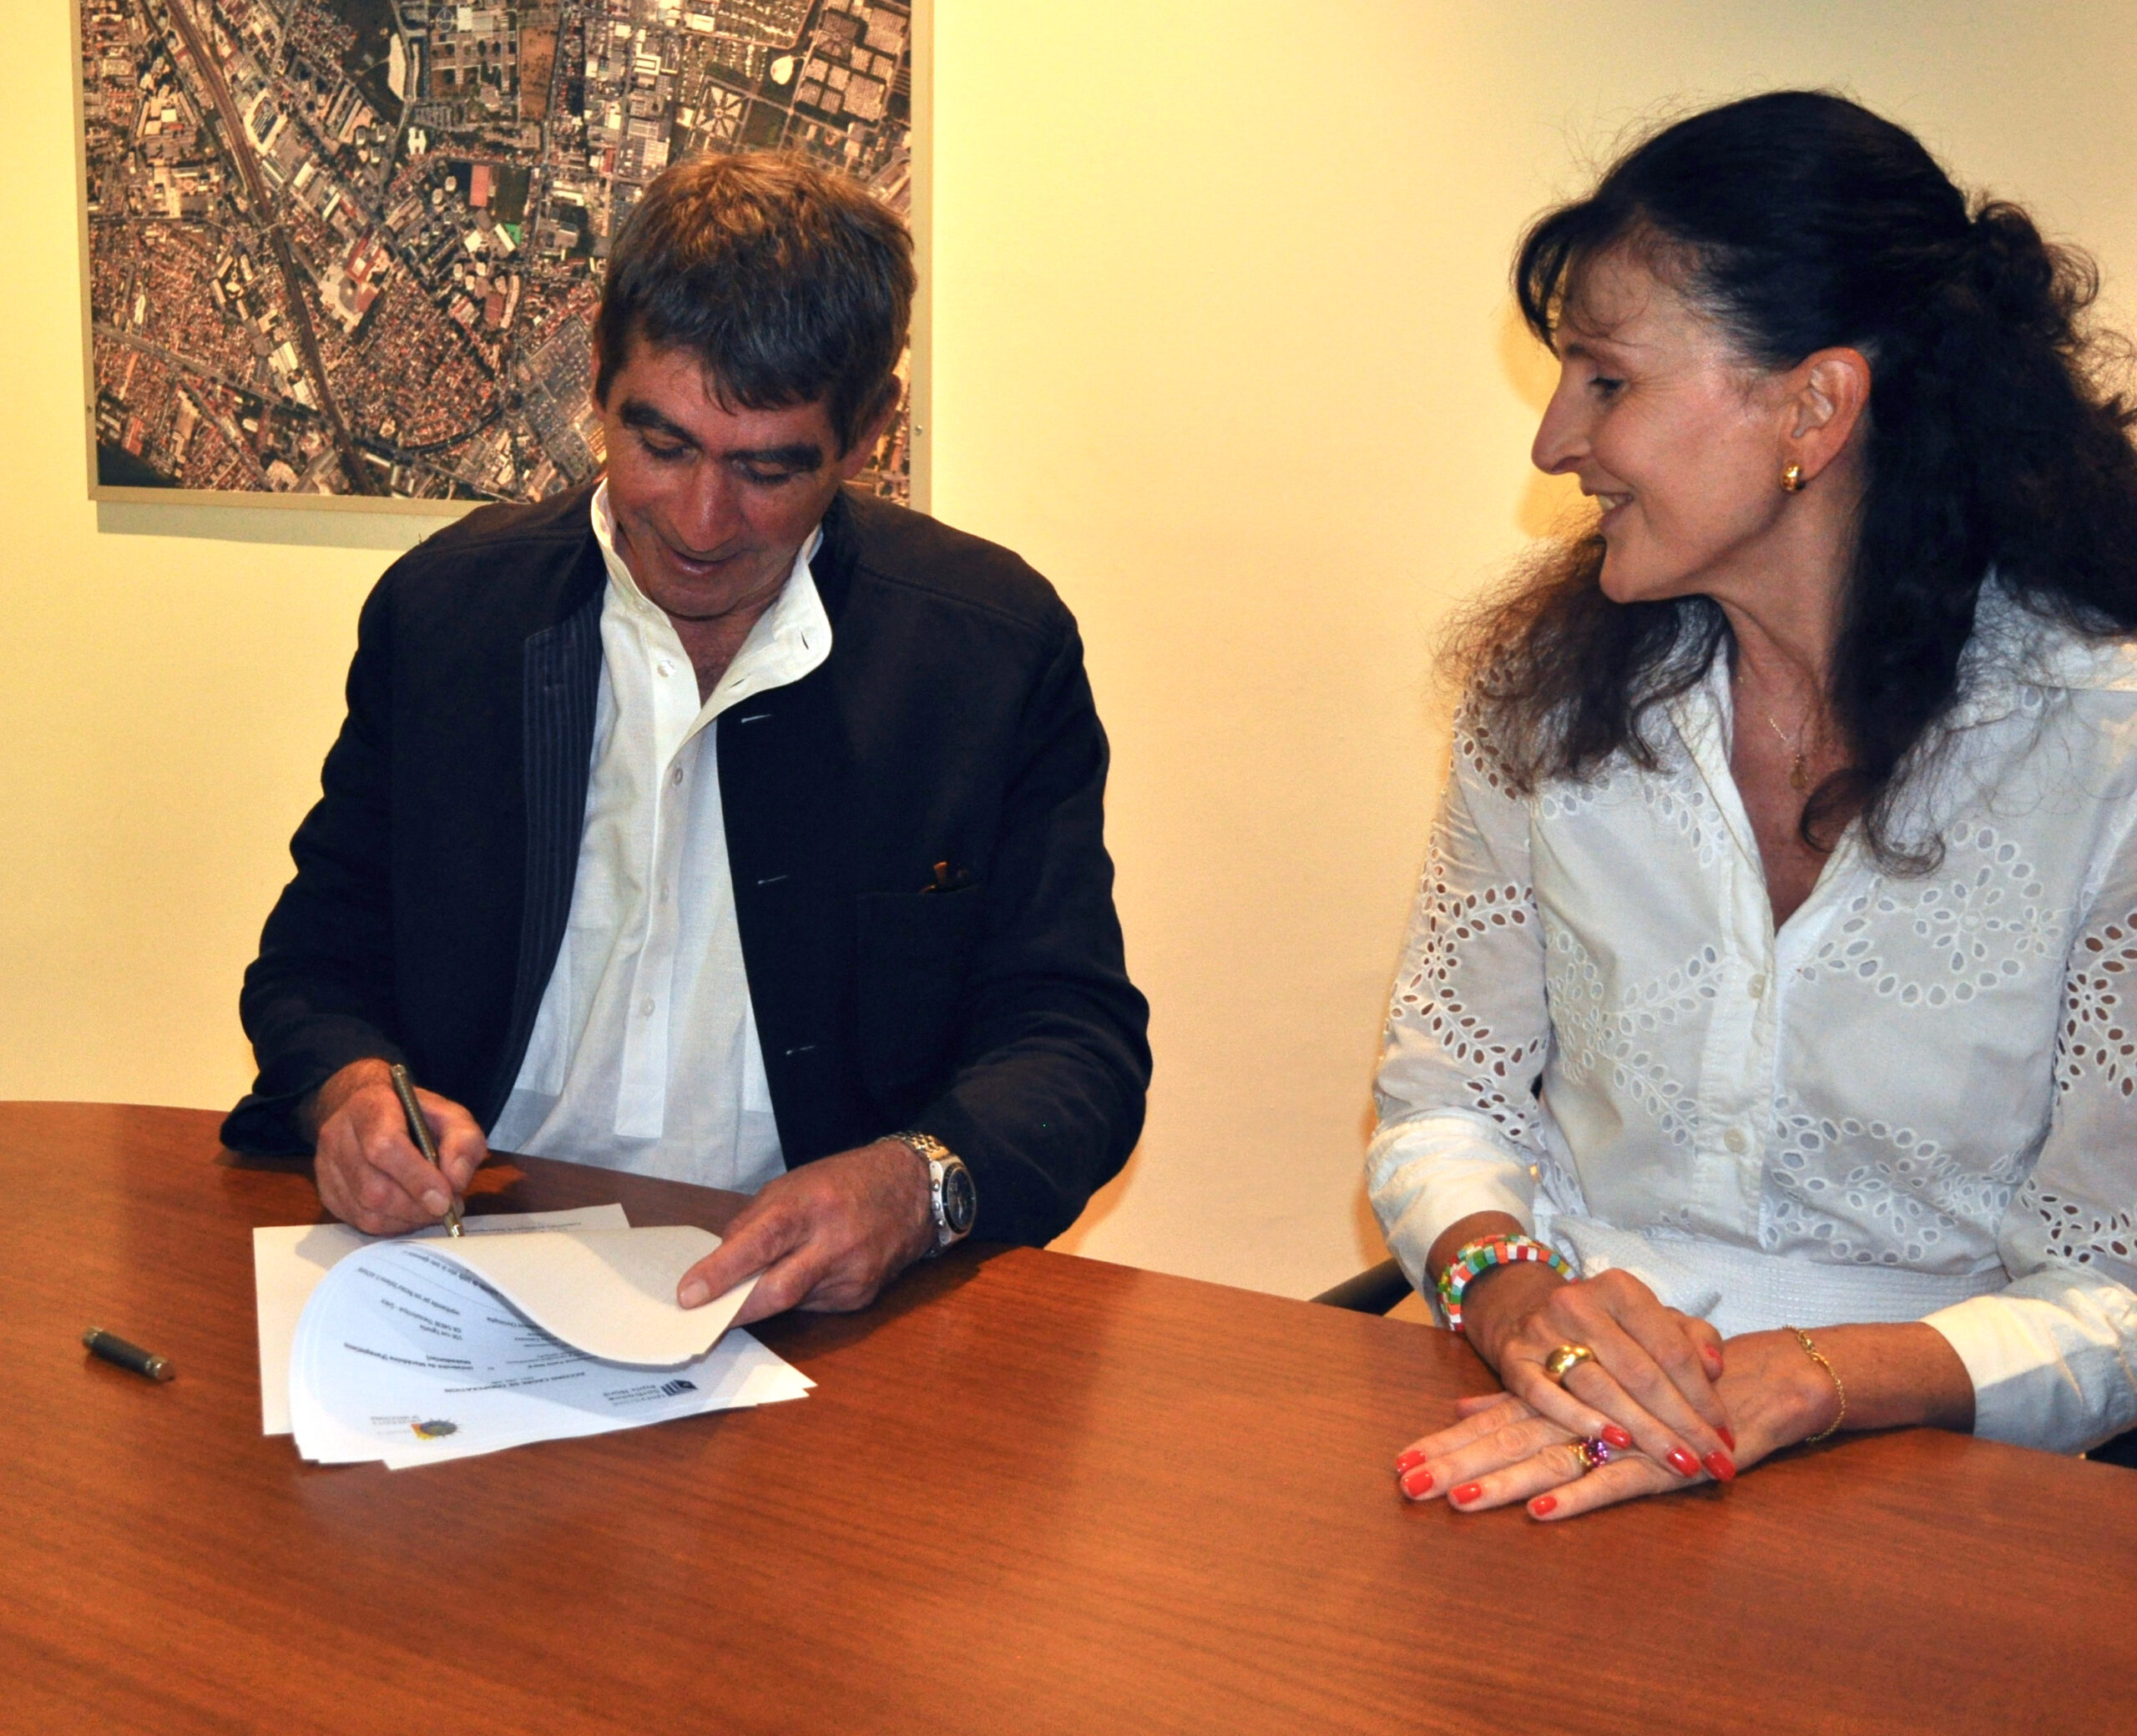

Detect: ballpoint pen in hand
387,1062,464,1236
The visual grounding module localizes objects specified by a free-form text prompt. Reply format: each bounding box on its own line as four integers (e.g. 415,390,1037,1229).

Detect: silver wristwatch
889,1131,977,1254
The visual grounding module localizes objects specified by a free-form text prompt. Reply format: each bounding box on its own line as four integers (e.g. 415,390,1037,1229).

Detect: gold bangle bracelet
1786,1325,1847,1444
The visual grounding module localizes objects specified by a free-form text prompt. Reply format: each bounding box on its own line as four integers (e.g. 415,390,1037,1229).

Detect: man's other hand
675,1139,936,1326
308,1058,488,1234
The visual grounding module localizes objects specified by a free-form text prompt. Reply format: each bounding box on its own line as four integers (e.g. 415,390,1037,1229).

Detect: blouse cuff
1922,1269,2137,1455
1367,1111,1536,1293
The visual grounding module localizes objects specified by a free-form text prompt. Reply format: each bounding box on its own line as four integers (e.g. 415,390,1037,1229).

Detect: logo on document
411,1419,460,1439
659,1379,697,1397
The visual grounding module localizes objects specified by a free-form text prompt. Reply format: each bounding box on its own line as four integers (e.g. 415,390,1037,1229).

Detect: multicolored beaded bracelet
1436,1234,1573,1333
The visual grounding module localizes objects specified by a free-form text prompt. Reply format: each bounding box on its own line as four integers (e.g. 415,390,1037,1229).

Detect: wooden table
3,1103,2133,1733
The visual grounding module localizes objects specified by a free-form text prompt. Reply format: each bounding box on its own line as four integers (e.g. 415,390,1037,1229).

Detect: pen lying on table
389,1062,464,1237
83,1328,173,1381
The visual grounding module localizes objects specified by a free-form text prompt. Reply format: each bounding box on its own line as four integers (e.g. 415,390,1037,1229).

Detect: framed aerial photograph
73,0,928,512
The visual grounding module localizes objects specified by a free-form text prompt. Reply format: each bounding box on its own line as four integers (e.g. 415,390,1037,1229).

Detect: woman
1371,89,2137,1520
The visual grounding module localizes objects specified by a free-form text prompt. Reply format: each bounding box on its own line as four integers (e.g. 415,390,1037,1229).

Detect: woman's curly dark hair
1463,89,2137,871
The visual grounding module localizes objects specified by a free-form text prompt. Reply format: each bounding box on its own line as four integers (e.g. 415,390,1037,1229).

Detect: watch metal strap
890,1131,961,1252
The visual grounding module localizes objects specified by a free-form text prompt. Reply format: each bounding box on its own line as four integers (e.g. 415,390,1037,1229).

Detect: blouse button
1723,1128,1749,1155
1747,973,1767,1000
670,765,685,786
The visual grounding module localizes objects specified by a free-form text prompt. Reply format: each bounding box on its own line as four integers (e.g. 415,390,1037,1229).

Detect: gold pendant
1790,754,1810,793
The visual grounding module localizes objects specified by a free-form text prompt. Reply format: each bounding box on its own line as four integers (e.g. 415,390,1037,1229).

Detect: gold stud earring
1781,462,1806,493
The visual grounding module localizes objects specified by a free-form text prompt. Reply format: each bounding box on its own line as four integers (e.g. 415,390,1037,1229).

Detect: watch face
942,1163,978,1235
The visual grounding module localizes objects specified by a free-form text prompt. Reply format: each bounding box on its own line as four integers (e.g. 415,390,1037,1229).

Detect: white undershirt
488,482,831,1190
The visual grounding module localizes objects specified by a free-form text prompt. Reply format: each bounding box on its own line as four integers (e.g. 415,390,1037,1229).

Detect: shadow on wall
1350,1099,1387,1282
97,500,447,553
1051,1145,1140,1258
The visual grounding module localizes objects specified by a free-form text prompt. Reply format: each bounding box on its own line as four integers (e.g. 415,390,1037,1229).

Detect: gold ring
1543,1343,1595,1384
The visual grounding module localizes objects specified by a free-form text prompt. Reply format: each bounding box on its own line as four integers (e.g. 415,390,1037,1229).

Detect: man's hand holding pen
301,1062,939,1321
306,1058,488,1235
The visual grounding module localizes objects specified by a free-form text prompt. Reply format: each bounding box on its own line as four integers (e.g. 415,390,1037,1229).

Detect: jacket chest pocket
856,886,985,1106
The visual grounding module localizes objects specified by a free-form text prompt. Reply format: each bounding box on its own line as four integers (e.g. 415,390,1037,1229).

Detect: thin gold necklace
1761,704,1814,792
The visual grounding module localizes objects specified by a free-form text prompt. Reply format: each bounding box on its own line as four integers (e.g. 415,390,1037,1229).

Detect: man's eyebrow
618,400,698,445
615,403,824,471
725,442,825,471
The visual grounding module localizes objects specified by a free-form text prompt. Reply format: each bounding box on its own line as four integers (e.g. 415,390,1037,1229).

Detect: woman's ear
1786,346,1873,482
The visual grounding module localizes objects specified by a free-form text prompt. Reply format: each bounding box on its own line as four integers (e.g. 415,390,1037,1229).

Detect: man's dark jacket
223,483,1150,1246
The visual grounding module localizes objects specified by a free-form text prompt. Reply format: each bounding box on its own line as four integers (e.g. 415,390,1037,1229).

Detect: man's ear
590,318,637,411
1786,346,1872,483
836,392,903,483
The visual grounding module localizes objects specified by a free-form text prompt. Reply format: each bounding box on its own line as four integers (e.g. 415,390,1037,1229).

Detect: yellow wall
8,2,2136,1297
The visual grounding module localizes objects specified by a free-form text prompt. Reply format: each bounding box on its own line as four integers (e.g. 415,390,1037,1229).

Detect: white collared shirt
488,481,831,1190
1369,582,2137,1453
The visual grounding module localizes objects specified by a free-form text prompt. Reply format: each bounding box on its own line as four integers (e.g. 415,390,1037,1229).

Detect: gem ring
1575,1434,1614,1472
1542,1343,1595,1385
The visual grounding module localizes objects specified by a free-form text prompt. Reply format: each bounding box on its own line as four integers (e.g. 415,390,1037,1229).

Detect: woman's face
1531,250,1800,607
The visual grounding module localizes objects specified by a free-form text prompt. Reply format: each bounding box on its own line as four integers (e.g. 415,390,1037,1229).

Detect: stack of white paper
255,1209,811,1468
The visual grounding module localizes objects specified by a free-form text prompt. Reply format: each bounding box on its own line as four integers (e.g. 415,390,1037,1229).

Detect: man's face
598,340,876,627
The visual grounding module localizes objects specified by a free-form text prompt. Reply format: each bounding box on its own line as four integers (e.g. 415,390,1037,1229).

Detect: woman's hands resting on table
1404,1213,1740,1492
1395,1213,1975,1520
1401,1327,1841,1520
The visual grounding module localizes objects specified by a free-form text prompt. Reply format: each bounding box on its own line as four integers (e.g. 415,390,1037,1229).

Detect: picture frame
72,0,932,520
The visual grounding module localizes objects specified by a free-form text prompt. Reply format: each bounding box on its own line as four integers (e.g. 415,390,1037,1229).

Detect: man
224,153,1149,1325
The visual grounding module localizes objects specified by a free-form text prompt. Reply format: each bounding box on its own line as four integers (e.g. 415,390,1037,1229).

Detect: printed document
255,1207,629,1433
255,1211,810,1467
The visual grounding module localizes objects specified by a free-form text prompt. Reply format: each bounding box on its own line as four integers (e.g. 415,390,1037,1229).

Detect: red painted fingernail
1718,1426,1736,1451
1395,1448,1427,1474
1601,1425,1634,1451
1399,1465,1434,1499
1703,1451,1737,1482
1529,1494,1557,1517
1452,1481,1483,1505
1666,1446,1699,1477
